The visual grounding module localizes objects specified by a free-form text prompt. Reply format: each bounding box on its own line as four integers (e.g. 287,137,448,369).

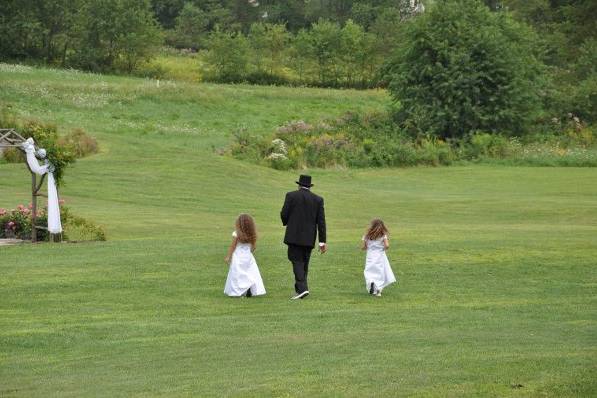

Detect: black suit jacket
281,188,326,248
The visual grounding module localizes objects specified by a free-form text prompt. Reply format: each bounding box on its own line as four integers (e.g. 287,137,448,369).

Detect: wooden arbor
0,128,49,242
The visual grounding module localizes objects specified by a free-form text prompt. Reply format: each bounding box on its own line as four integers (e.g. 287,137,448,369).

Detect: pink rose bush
0,201,106,241
0,204,38,239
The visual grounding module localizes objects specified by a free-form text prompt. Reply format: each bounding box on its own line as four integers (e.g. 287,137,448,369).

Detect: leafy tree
35,0,82,64
225,0,262,32
71,0,162,72
349,2,377,30
288,29,313,83
151,0,185,29
201,0,236,31
340,20,376,87
370,7,404,55
304,19,343,85
0,1,42,60
573,39,597,122
205,28,250,82
260,0,310,32
170,2,208,49
502,0,596,123
387,0,545,138
555,38,597,123
248,22,289,74
0,0,81,64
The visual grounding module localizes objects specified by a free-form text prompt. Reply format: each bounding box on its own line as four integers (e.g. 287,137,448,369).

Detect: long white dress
363,235,396,292
224,231,266,297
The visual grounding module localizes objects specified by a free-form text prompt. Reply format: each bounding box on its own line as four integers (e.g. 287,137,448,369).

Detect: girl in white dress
362,218,396,297
224,214,266,297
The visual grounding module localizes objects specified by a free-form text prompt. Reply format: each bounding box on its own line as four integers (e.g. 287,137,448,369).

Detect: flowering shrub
228,112,461,168
0,203,106,241
226,111,597,169
0,205,35,240
270,138,288,155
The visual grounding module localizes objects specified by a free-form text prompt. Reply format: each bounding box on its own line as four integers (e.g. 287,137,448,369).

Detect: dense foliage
1,1,594,92
201,19,380,87
386,0,544,138
0,0,161,72
1,0,595,141
0,106,98,185
228,111,597,169
0,0,419,79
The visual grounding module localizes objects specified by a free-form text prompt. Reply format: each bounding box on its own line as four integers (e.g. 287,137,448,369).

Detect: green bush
304,133,353,168
60,206,107,241
1,119,61,164
468,133,512,158
70,0,162,73
1,106,97,184
57,128,99,158
0,204,106,241
227,112,462,169
12,119,75,186
547,39,597,126
204,30,250,83
386,0,545,139
169,2,208,50
0,205,32,240
227,110,597,170
133,61,168,79
228,128,270,164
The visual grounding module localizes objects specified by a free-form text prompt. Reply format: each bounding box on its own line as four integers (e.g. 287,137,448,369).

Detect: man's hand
319,243,327,254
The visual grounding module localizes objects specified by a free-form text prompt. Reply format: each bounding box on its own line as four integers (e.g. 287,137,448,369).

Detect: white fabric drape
22,138,62,234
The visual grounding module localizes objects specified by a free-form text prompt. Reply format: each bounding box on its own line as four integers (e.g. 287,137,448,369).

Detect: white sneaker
291,291,309,300
375,289,382,297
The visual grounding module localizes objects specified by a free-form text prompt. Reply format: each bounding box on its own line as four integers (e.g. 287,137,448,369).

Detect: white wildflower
271,138,288,155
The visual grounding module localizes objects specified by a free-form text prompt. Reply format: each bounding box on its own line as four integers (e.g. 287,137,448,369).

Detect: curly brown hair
235,213,257,249
365,218,388,240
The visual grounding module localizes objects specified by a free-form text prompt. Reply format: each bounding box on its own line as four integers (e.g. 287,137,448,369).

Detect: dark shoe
291,290,309,300
369,283,376,295
245,288,252,298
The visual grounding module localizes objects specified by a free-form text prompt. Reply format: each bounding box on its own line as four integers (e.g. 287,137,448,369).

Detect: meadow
1,64,596,397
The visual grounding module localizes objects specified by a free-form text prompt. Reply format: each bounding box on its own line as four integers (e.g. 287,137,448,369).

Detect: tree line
1,1,595,130
1,0,163,73
203,18,395,87
0,0,408,72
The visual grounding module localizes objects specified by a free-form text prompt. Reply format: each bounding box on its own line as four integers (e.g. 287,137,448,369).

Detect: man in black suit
280,175,327,299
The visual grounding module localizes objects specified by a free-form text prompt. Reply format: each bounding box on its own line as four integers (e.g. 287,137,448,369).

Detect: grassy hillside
1,64,596,397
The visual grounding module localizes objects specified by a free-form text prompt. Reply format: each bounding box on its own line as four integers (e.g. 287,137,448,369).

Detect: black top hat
296,174,313,187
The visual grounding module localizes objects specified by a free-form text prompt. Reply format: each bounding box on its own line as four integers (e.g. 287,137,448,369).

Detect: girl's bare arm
225,237,238,263
383,236,390,250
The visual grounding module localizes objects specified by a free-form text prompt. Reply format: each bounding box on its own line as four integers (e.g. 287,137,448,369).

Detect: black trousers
287,244,313,293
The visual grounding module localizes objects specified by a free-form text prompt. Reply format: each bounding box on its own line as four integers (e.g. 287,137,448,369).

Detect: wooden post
31,172,37,243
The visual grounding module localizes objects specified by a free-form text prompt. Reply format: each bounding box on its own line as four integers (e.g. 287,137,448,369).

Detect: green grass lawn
1,64,596,397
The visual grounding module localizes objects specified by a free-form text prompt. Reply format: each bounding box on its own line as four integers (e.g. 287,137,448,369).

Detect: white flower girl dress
363,235,396,295
224,231,266,297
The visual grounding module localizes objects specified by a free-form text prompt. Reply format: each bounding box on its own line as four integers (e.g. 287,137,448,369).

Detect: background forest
1,0,595,168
